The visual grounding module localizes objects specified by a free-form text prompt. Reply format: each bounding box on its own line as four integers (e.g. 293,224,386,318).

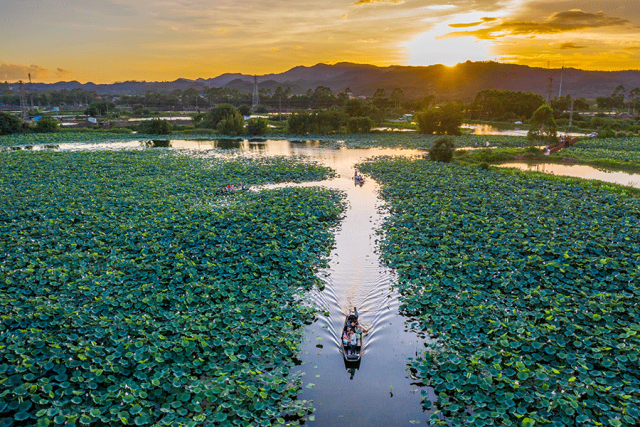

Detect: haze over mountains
24,62,640,100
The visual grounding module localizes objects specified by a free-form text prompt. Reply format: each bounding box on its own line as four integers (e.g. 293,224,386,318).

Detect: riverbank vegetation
0,151,343,426
358,157,640,426
3,129,640,173
454,137,640,173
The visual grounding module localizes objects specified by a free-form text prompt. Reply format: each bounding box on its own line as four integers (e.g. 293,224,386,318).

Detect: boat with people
341,310,363,362
544,135,578,155
354,172,365,185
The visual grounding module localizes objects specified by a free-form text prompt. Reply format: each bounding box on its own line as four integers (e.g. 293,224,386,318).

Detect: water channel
496,162,640,189
460,123,592,137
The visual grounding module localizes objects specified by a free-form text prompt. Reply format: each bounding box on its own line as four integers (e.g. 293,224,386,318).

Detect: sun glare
406,12,499,67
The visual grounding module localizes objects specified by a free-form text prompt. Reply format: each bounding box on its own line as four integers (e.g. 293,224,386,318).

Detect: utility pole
19,80,29,121
558,62,564,98
568,98,574,128
28,73,34,110
252,76,259,110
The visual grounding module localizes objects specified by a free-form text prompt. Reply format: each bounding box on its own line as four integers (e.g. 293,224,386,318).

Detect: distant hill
25,62,640,100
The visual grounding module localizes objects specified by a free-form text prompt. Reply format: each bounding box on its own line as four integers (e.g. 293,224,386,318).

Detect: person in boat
354,324,362,342
342,329,350,350
354,307,359,319
347,313,357,326
349,329,358,353
240,182,248,191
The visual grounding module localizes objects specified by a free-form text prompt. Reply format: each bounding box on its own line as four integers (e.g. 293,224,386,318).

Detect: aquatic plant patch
359,157,640,426
0,151,343,426
562,138,640,168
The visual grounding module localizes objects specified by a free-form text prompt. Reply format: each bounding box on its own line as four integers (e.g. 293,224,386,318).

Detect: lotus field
563,137,640,167
359,158,640,426
0,151,343,426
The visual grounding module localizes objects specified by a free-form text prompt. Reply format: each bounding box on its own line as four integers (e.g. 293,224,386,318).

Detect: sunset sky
1,0,639,83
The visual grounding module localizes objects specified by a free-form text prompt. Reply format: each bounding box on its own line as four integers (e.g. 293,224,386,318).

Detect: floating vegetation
359,157,640,426
0,151,343,426
564,137,640,167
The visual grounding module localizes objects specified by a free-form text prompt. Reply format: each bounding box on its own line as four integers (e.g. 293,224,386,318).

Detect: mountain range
23,61,640,100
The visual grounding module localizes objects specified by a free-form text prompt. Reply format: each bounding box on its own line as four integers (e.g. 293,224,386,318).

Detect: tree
527,105,557,143
421,94,435,110
182,88,200,109
85,101,116,117
211,104,240,127
238,105,251,116
311,86,334,108
287,110,312,134
416,109,440,134
35,116,60,133
390,87,404,109
428,136,455,163
345,99,367,117
629,87,640,115
573,98,590,111
372,88,387,109
611,85,625,110
472,90,544,121
0,112,23,135
438,103,463,135
246,118,269,135
416,103,463,135
216,113,244,136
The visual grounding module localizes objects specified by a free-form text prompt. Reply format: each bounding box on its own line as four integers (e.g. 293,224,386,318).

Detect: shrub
137,119,172,135
34,116,60,133
428,136,455,163
347,117,373,133
246,118,269,136
0,112,22,135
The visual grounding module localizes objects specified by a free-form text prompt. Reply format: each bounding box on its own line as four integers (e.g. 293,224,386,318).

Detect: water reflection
462,123,589,137
255,147,436,426
497,162,640,188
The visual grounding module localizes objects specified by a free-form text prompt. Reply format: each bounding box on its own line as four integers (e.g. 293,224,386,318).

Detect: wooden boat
354,176,365,185
545,137,578,155
341,315,363,362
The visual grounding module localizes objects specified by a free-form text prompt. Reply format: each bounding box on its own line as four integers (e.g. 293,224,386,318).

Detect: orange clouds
353,0,402,5
446,9,632,40
0,62,57,81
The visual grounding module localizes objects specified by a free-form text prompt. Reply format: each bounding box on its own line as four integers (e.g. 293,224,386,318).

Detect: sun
405,11,500,67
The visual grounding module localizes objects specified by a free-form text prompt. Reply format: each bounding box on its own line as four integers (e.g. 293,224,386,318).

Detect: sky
1,0,639,83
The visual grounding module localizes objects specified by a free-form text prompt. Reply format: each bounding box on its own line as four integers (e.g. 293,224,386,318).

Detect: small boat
354,176,365,186
341,315,363,362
